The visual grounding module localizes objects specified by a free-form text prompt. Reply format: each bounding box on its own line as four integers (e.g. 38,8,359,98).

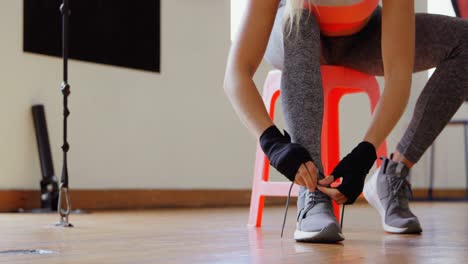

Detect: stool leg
248,146,269,227
322,90,342,176
248,75,279,227
322,90,343,222
367,87,388,167
248,191,265,227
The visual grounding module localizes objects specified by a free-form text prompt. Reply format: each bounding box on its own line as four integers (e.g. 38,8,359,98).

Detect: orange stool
248,65,388,227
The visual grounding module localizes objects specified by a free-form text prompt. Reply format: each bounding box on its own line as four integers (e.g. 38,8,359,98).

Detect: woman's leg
265,10,343,242
322,7,467,233
281,14,324,174
324,7,468,164
265,7,325,174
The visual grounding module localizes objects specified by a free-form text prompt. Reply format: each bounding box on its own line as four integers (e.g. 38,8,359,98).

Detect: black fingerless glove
332,141,377,204
259,125,313,182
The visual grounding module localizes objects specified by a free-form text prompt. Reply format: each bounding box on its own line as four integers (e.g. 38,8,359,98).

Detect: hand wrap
259,125,313,182
332,141,377,204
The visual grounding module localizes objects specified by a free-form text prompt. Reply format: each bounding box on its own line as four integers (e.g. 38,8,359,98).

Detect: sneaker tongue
386,161,410,179
385,160,412,208
303,189,331,216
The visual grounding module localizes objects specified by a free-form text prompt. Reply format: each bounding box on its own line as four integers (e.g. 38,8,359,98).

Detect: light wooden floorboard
0,202,467,263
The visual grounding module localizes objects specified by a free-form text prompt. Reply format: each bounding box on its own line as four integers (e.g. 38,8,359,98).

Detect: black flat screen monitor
24,0,160,72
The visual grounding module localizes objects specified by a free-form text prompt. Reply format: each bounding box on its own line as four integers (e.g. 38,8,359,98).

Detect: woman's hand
294,161,319,192
260,125,319,192
317,175,348,204
318,142,377,204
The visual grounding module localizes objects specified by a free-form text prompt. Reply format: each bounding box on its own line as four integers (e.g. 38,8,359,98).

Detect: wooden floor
0,203,467,263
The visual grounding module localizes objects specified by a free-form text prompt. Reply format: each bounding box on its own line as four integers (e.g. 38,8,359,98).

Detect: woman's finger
294,170,304,186
338,197,348,204
316,185,335,199
294,174,305,186
317,185,349,204
300,165,316,191
304,161,318,185
318,175,334,187
335,194,347,204
316,185,342,200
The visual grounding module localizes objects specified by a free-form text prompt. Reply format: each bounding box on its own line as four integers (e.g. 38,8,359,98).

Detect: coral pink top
304,0,379,33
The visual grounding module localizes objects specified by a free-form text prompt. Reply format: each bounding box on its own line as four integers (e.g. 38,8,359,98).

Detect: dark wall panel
24,0,160,72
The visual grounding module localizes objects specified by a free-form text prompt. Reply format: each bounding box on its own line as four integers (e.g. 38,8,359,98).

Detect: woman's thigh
265,6,327,70
322,6,468,76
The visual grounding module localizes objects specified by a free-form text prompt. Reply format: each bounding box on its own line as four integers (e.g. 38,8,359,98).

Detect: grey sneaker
363,156,422,234
294,186,344,242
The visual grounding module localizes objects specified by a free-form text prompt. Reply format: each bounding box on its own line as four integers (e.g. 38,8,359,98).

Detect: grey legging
264,6,468,172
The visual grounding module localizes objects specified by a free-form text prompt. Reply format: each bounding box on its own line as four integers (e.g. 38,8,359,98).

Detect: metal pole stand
56,0,73,228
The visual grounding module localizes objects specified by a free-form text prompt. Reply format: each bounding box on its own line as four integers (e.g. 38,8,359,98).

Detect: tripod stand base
55,221,73,228
16,208,86,214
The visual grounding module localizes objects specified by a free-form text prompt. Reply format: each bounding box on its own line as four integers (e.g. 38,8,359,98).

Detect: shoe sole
294,223,345,243
363,168,422,234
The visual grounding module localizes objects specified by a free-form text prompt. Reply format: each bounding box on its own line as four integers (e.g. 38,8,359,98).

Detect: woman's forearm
222,0,279,139
364,79,411,148
364,0,415,148
224,70,273,139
